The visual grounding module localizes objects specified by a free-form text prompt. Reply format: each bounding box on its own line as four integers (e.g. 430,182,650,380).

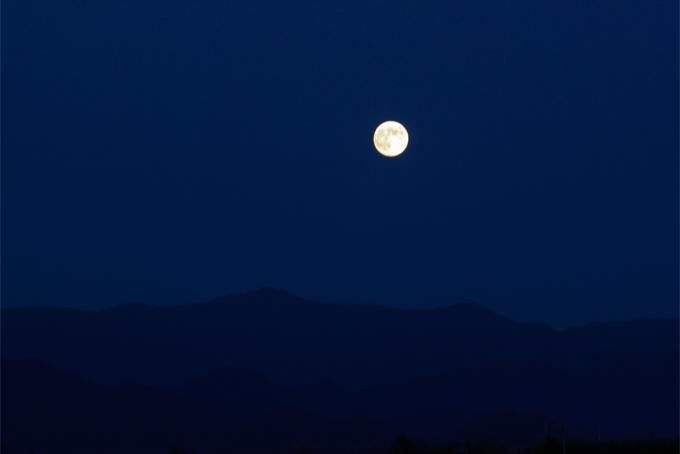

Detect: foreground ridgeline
383,437,678,454
4,436,679,454
162,437,680,454
385,437,677,454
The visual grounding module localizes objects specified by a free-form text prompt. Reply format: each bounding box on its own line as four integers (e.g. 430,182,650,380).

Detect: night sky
3,0,678,323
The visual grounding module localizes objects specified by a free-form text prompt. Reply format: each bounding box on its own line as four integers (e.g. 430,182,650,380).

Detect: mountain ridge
2,288,678,452
3,287,677,330
3,288,677,388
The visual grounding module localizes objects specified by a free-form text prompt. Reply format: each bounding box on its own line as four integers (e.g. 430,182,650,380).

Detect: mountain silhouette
2,289,678,453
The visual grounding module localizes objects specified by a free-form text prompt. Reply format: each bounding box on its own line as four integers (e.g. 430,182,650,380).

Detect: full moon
373,121,409,157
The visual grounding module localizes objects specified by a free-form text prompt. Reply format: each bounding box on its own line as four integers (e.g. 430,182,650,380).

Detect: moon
373,121,409,157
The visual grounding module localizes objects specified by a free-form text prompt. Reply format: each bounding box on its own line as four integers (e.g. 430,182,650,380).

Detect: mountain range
2,288,678,453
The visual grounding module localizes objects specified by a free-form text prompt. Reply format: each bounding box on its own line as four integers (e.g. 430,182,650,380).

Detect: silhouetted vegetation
375,436,680,454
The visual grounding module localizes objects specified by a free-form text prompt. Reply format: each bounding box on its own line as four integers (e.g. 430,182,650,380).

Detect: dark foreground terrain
377,437,678,454
2,289,678,453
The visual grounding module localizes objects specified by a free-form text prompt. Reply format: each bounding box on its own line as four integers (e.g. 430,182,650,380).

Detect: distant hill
2,289,678,453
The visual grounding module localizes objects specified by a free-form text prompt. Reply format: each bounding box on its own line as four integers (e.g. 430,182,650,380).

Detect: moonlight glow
373,121,409,157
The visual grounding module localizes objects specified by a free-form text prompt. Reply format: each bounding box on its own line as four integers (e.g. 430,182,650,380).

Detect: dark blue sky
3,0,678,323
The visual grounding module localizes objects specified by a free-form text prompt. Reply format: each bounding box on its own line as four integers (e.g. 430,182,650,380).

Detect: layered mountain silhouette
2,289,678,453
